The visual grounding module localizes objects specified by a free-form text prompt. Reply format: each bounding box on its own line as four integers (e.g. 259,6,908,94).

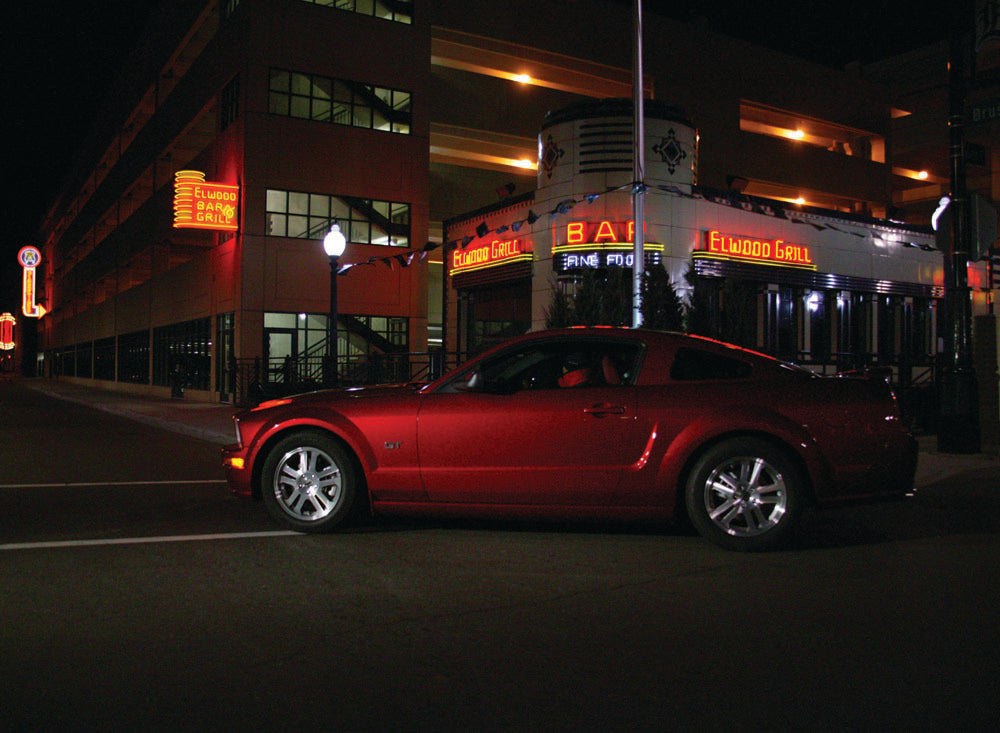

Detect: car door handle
583,403,626,417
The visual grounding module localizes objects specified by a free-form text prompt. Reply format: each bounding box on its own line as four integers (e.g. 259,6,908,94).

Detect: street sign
968,97,1000,125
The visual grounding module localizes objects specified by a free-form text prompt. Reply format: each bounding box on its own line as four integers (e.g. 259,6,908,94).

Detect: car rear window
670,347,752,381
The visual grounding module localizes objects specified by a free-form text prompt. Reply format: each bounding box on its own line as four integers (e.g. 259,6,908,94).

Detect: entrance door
265,328,298,386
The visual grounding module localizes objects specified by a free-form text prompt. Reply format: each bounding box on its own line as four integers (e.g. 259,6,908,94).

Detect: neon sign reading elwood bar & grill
173,170,240,231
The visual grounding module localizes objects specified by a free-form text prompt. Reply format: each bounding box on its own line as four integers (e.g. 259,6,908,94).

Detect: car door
416,337,642,506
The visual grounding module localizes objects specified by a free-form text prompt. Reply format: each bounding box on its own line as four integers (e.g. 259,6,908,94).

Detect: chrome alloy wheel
702,456,787,537
271,445,344,523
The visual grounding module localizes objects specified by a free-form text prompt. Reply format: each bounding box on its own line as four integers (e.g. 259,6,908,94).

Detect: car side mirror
454,370,484,392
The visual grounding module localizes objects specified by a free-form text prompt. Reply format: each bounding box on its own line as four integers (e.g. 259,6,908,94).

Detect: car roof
424,328,793,389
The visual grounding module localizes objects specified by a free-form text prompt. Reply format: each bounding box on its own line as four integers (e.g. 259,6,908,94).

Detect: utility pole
939,1,981,453
631,0,645,328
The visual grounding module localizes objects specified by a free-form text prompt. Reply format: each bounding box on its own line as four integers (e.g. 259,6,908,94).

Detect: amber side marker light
252,398,293,411
225,457,245,470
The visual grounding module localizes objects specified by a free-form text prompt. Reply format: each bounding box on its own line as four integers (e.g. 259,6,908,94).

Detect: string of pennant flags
335,180,932,276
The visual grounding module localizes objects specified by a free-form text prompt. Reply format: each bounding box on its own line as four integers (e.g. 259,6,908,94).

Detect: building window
94,337,115,381
118,330,150,385
217,312,235,398
76,342,93,379
55,348,74,377
220,75,240,132
264,312,409,359
153,318,212,391
299,0,412,24
266,189,410,247
268,68,411,134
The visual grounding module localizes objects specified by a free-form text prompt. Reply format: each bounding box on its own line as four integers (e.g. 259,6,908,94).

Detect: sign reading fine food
173,170,239,231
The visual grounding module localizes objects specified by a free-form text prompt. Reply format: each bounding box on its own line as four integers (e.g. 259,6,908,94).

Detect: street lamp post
323,223,347,388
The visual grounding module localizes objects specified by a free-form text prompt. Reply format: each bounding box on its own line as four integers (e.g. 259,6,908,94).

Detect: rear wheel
261,431,359,532
685,438,802,551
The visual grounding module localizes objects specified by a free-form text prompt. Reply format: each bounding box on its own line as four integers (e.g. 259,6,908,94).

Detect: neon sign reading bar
553,220,664,271
699,230,816,270
173,170,239,231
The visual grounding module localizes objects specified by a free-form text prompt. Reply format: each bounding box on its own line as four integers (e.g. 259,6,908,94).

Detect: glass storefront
458,280,532,356
688,273,937,378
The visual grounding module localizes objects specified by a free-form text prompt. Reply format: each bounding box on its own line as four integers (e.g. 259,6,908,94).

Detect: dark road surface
2,377,999,731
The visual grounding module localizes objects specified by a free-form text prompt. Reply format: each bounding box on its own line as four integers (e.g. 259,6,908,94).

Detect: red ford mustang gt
222,328,917,551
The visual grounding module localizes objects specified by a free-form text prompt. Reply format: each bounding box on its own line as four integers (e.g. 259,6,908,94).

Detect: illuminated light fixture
793,197,806,205
323,223,347,258
18,246,46,318
788,129,806,140
932,196,951,232
512,73,531,83
892,166,940,182
429,145,538,172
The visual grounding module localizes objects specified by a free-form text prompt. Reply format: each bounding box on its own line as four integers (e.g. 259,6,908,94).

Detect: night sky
0,0,955,311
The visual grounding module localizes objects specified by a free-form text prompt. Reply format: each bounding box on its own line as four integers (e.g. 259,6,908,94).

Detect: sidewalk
18,376,1000,487
22,377,238,446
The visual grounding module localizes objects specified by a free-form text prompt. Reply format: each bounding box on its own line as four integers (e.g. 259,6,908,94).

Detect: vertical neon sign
18,246,47,318
0,313,14,350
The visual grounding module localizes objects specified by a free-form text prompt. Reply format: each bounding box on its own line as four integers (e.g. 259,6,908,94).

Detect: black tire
684,438,803,551
260,431,359,532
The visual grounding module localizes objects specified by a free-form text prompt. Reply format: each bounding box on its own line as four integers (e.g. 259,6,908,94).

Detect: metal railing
229,351,460,407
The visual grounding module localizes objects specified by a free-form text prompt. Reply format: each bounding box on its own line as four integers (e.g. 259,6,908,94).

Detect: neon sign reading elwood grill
696,230,816,270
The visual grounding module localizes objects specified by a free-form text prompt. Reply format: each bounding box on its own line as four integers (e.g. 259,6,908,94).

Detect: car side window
447,340,641,393
670,347,752,381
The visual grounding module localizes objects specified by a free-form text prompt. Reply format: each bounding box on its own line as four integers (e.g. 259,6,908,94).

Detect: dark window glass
153,317,212,390
118,330,150,384
269,67,411,134
94,337,115,380
450,339,641,394
266,189,410,247
670,347,752,381
298,0,413,24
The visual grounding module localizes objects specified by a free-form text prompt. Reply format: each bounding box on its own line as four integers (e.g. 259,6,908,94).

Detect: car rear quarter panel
626,382,830,510
774,377,917,498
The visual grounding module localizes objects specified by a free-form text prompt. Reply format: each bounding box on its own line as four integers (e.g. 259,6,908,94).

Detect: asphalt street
2,375,1000,731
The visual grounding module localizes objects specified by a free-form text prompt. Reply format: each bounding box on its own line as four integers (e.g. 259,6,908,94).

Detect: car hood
241,382,421,416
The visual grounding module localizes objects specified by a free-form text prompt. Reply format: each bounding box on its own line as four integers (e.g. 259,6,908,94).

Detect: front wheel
261,431,360,532
685,438,803,551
